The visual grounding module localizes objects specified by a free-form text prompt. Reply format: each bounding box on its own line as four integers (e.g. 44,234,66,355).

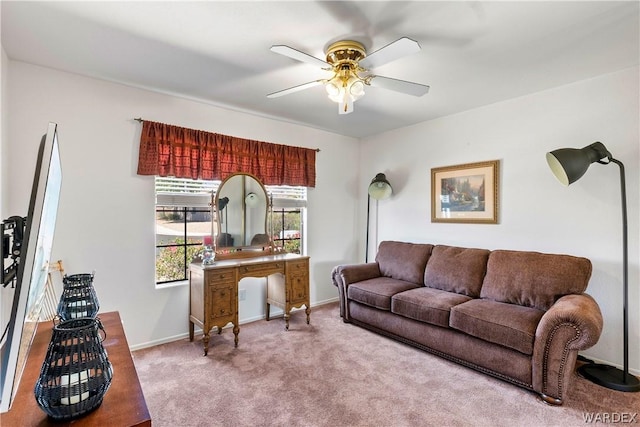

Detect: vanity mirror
212,173,273,259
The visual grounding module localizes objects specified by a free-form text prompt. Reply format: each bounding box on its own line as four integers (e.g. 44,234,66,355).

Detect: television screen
0,123,62,412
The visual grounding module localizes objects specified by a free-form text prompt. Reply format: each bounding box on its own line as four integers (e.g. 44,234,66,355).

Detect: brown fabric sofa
331,241,603,405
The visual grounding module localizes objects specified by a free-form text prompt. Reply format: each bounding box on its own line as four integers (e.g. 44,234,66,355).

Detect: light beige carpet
133,302,639,427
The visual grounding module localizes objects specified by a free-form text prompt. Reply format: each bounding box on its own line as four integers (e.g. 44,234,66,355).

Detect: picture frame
431,159,499,224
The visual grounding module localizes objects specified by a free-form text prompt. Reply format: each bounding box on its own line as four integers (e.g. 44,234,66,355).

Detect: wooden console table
0,311,151,427
189,253,310,355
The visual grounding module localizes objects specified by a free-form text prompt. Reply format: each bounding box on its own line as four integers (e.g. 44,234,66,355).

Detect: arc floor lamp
546,141,640,392
365,173,393,263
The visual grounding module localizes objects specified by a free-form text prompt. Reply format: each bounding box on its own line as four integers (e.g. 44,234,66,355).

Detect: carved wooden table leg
284,312,290,330
233,324,239,347
189,321,194,341
202,332,210,356
306,306,311,324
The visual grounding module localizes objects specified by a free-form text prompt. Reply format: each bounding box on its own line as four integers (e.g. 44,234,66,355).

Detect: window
269,208,303,254
155,177,306,285
155,177,218,284
266,184,306,255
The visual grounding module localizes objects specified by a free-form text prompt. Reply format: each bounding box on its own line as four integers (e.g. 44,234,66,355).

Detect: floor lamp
546,141,640,392
365,173,393,263
217,196,230,246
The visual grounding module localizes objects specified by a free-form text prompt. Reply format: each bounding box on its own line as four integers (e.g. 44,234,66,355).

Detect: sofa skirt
348,301,533,390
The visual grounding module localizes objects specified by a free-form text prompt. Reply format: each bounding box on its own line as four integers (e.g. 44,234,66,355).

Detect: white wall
6,60,359,348
361,67,640,373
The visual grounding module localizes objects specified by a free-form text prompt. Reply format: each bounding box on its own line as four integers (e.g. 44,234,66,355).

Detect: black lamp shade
368,173,393,200
546,142,610,186
217,196,229,211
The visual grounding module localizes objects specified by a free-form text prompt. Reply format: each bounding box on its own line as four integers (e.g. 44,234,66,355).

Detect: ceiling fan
267,37,430,115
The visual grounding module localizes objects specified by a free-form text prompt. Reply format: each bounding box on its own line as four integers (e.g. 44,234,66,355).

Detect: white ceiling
2,1,638,138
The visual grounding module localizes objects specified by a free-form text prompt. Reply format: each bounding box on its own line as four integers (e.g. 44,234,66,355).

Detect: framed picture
431,160,499,224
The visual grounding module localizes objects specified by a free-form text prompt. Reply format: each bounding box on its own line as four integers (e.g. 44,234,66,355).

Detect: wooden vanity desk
188,253,310,355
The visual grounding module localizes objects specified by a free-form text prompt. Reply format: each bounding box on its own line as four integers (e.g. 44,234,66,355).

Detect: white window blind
265,184,307,208
155,177,219,207
155,177,306,207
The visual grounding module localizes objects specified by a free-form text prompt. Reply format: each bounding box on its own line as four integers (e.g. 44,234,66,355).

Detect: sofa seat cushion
449,299,545,355
347,277,420,311
376,241,434,285
480,250,592,311
391,287,472,327
424,245,490,297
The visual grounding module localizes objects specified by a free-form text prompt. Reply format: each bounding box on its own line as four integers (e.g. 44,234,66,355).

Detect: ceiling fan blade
270,45,330,68
267,80,324,98
368,75,430,97
359,37,421,69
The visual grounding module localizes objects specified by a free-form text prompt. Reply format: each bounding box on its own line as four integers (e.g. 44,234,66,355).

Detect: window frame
154,177,307,286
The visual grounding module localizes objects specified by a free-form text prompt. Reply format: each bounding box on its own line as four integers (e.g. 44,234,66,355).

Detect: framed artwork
431,159,499,224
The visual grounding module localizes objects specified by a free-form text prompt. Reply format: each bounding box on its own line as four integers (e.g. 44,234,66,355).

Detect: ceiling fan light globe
325,82,340,97
350,80,365,99
328,91,344,103
324,81,342,102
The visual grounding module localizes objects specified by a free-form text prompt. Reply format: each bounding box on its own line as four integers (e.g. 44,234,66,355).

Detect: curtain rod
134,118,320,152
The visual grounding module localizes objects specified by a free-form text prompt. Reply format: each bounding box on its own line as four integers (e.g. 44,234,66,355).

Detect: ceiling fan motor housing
325,41,367,69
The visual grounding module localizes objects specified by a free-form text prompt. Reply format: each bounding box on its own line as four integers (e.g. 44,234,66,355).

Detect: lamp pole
611,158,630,384
365,194,371,263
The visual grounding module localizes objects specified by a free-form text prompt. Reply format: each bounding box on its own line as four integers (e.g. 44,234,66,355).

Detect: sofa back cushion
376,241,433,285
480,250,592,311
424,245,490,297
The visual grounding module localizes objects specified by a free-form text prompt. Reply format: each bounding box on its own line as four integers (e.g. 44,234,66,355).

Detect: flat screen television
0,122,62,412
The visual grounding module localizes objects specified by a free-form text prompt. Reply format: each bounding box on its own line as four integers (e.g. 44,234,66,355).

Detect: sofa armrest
532,293,603,404
331,263,381,320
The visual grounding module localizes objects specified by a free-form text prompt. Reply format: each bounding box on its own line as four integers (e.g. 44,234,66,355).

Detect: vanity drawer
289,273,308,303
238,261,285,278
208,283,236,321
286,259,309,274
205,268,235,286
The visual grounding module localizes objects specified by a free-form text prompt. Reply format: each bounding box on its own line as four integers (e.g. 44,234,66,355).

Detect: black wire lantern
34,317,113,420
57,273,99,320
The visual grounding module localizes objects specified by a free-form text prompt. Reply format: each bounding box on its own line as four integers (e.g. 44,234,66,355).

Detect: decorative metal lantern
34,317,113,420
57,273,99,320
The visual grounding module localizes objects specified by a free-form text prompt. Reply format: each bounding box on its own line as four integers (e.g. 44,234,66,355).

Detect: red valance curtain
137,120,316,187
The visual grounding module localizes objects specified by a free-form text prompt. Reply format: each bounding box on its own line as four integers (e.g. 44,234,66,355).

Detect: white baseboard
130,298,339,352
